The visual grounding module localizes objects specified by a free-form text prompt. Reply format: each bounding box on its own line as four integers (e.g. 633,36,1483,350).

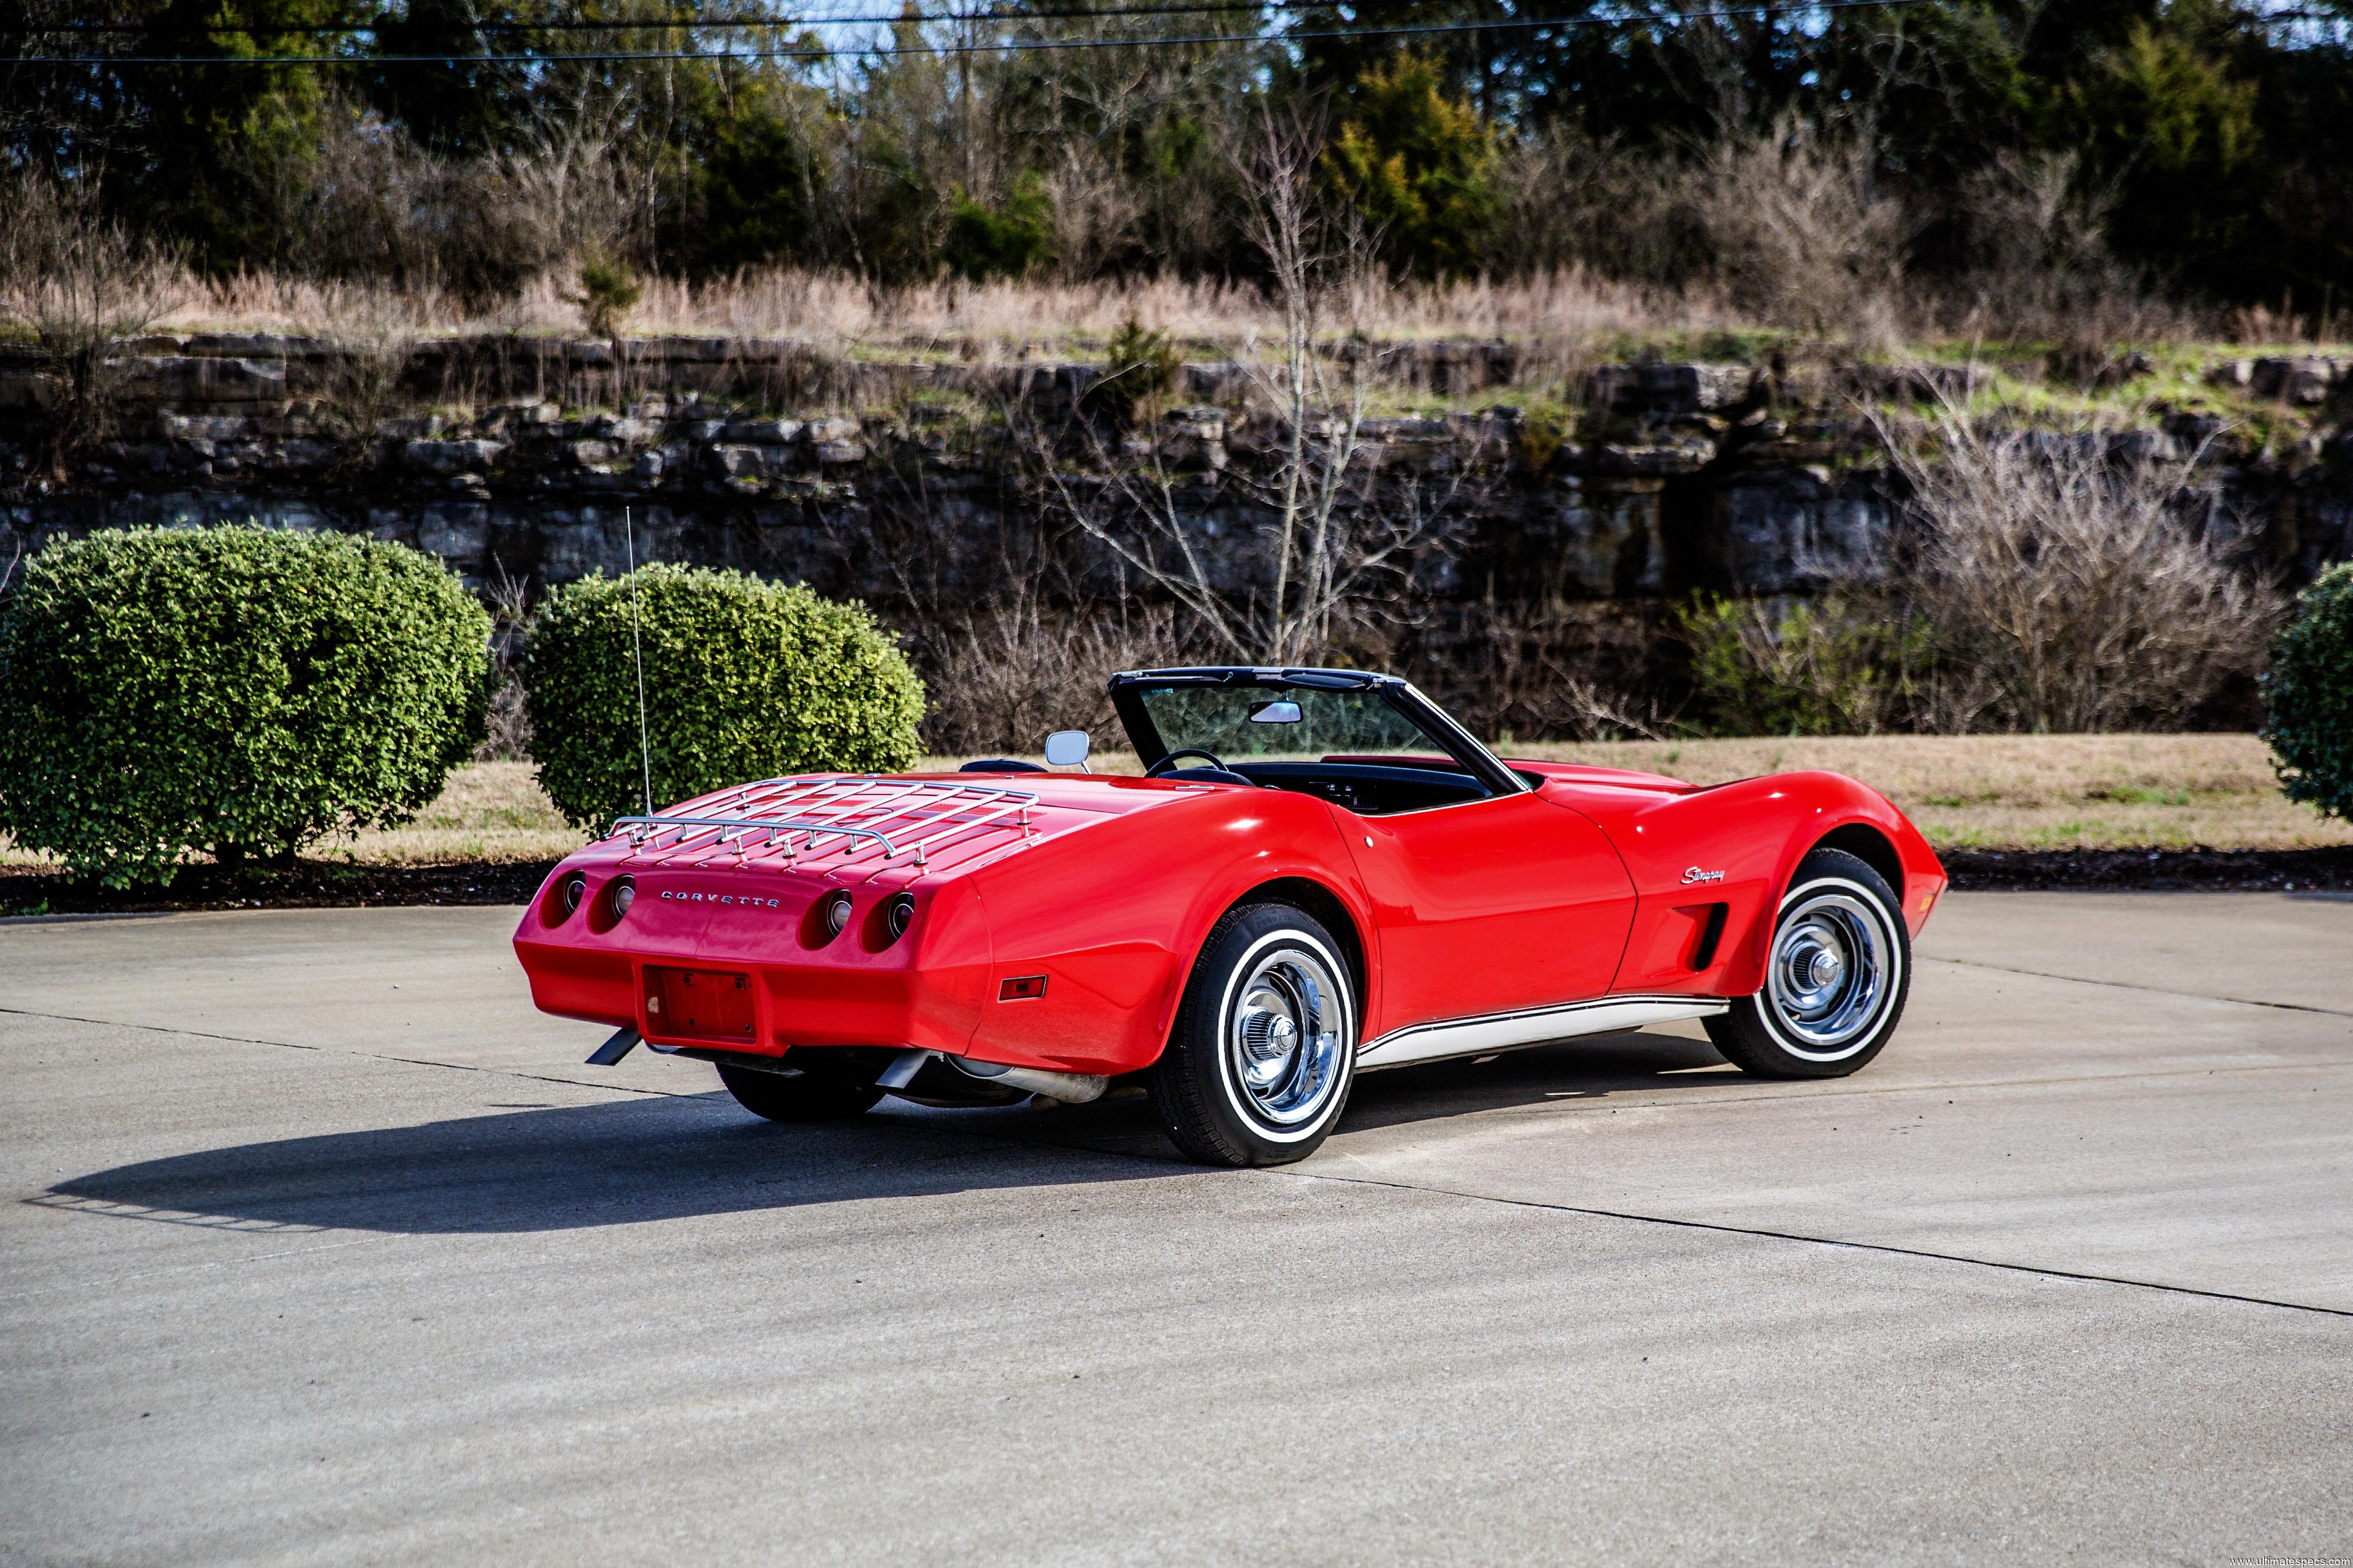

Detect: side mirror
1044,730,1091,770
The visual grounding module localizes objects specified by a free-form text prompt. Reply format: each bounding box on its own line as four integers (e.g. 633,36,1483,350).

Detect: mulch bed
0,860,562,917
6,847,2349,918
1939,846,2353,892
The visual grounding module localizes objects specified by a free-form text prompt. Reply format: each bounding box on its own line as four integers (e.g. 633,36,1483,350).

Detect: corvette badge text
1682,866,1726,885
660,890,785,909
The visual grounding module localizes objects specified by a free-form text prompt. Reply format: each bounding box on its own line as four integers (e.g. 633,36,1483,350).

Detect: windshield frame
1106,668,1528,799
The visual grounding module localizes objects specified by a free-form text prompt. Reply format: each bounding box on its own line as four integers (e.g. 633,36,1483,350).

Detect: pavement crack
15,1005,2351,1322
0,1004,698,1100
1389,1057,2353,1123
1275,1167,2353,1320
0,1228,404,1305
1925,957,2353,1018
878,1120,2353,1321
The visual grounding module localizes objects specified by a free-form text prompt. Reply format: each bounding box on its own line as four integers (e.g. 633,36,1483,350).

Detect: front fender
1735,775,1946,993
1594,772,1943,997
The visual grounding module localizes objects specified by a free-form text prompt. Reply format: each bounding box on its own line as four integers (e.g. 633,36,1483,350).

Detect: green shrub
942,172,1055,282
1510,398,1572,474
696,104,820,272
0,524,491,885
525,565,925,831
1323,51,1501,280
2262,562,2353,820
1678,592,1928,736
1088,316,1184,429
573,255,642,339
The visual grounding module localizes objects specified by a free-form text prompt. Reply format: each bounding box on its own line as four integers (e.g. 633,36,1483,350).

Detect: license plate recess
645,966,757,1043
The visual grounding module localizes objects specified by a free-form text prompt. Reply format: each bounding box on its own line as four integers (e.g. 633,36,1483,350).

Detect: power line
6,0,1355,36
6,0,1954,65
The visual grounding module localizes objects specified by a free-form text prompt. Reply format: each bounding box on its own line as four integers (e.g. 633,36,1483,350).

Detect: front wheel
1706,847,1911,1080
718,1059,885,1123
1149,903,1358,1167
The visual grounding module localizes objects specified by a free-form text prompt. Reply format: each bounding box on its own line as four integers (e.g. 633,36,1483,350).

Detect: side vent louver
1691,903,1729,970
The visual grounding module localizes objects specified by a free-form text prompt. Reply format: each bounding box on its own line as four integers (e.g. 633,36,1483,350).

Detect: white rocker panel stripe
1357,995,1730,1072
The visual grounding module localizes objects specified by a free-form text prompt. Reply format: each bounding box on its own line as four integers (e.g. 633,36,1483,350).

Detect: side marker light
999,975,1048,1002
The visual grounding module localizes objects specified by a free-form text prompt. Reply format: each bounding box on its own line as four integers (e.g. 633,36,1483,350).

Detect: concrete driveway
3,892,2349,1564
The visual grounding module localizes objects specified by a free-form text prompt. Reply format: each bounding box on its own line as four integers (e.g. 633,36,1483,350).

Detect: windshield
1127,682,1442,761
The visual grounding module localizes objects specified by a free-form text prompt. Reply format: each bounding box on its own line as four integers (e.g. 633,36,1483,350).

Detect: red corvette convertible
515,668,1946,1166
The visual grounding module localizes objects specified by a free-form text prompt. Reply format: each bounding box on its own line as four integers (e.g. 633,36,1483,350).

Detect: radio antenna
624,507,653,816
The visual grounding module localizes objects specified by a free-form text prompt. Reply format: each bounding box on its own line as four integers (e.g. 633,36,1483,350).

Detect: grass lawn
12,732,2337,876
1507,733,2353,852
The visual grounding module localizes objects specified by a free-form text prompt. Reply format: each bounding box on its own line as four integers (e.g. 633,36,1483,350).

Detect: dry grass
0,762,581,871
156,265,1734,353
5,735,2342,873
332,762,583,863
136,264,2348,359
1509,733,2353,850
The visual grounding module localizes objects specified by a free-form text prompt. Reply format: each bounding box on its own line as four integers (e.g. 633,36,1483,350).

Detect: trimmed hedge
2263,562,2353,822
0,525,491,885
524,565,924,830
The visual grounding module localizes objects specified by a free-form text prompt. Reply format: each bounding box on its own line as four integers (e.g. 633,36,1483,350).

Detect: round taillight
821,890,852,939
609,876,636,919
885,892,915,942
561,874,585,915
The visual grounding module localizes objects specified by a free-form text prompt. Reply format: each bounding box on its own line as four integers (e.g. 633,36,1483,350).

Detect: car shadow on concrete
36,1094,1196,1236
40,1031,1743,1234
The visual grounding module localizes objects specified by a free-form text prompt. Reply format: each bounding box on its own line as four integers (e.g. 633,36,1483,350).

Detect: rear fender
965,792,1369,1076
1153,844,1379,1050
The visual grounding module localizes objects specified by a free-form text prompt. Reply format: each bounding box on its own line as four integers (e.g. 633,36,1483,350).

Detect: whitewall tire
1705,847,1911,1080
1150,903,1358,1167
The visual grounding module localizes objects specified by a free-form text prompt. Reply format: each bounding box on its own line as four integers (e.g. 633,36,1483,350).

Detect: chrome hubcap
1227,946,1346,1126
1766,890,1891,1059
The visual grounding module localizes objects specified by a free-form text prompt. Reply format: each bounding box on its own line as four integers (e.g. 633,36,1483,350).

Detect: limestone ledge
4,346,2348,607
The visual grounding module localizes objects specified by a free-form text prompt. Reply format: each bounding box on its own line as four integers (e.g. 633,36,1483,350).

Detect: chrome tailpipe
942,1054,1109,1105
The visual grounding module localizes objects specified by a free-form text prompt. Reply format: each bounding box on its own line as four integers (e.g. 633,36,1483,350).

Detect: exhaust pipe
943,1054,1109,1105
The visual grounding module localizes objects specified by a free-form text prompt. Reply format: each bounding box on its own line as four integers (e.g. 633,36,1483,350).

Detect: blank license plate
646,968,756,1043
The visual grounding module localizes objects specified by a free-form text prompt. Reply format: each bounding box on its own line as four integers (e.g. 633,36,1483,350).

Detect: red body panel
513,760,1945,1076
1519,764,1948,998
1344,790,1635,1033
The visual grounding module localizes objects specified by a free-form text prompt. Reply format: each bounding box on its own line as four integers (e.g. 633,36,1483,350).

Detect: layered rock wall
5,335,2350,612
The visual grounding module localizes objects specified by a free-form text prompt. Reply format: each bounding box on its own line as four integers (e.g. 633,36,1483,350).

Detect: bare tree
474,558,538,762
1881,404,2282,733
921,596,1202,755
1453,599,1685,742
1020,109,1492,666
0,176,185,478
312,326,417,473
1688,115,1915,345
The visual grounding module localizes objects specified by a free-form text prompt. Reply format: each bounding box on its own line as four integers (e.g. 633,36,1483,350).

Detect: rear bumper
511,861,994,1059
515,935,985,1057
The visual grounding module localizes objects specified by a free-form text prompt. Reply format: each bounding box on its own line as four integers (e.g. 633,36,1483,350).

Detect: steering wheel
1146,747,1234,778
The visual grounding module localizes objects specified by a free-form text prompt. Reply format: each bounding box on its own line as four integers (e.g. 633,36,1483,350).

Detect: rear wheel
717,1059,884,1123
1706,847,1910,1080
1149,903,1357,1167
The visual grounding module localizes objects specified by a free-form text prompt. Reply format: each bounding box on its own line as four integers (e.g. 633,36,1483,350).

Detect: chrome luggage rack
607,776,1039,871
